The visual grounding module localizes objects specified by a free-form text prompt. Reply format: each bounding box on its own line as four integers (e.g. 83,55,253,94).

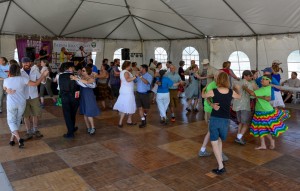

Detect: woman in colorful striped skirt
243,75,289,150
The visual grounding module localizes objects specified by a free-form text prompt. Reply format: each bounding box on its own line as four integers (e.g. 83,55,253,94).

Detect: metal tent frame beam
124,0,141,40
59,0,84,36
0,0,12,33
222,0,256,35
12,0,56,36
160,0,205,36
134,16,169,40
84,0,126,8
134,15,203,38
105,16,129,39
63,15,128,36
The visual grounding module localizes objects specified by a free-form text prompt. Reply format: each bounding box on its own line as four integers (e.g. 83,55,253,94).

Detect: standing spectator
21,57,44,140
4,64,47,148
113,61,137,127
110,59,121,101
59,62,80,138
178,61,185,98
71,66,100,135
156,70,173,124
0,57,9,113
39,60,56,107
166,61,172,72
166,65,183,122
134,64,153,128
202,72,240,175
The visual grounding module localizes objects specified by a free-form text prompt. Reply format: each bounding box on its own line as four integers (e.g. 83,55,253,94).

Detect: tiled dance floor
0,99,300,191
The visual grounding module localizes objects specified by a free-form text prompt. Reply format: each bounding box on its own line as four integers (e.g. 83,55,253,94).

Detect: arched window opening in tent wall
228,51,251,78
14,48,19,62
154,47,168,69
182,46,200,70
113,48,125,69
91,52,97,64
287,50,300,79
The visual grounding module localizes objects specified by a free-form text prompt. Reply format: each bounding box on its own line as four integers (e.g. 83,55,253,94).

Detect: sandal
18,139,24,148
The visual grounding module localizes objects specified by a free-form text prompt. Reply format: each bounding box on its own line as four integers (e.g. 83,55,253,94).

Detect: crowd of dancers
0,55,292,175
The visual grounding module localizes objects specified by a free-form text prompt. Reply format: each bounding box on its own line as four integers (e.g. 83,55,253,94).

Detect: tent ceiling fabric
1,0,300,39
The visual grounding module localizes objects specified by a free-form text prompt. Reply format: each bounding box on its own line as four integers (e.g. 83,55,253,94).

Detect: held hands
212,103,220,111
70,75,78,81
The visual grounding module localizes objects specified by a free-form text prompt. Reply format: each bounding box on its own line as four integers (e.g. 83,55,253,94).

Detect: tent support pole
103,40,106,61
124,0,142,40
0,0,12,34
12,0,56,36
160,0,205,36
256,35,258,70
207,37,210,60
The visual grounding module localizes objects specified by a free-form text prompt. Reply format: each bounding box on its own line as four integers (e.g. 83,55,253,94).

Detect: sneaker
235,138,246,145
139,120,146,128
87,128,92,134
212,167,226,175
198,150,212,157
89,128,96,135
34,130,44,138
171,117,176,122
222,152,229,162
23,133,33,141
186,108,191,112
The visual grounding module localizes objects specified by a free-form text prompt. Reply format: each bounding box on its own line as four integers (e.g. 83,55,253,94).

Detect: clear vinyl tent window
182,46,200,70
91,52,97,64
113,48,125,69
287,50,300,79
14,48,19,62
154,47,168,69
228,51,251,78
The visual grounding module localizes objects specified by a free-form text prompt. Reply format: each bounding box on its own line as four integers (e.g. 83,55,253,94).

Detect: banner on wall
52,40,101,53
16,39,52,62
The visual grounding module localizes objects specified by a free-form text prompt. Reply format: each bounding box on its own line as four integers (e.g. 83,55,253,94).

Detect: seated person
281,72,300,103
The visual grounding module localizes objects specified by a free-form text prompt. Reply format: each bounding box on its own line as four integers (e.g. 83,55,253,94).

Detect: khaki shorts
23,98,41,117
169,89,179,108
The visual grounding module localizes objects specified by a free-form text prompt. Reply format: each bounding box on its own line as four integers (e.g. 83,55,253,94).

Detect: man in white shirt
281,71,300,103
20,57,43,140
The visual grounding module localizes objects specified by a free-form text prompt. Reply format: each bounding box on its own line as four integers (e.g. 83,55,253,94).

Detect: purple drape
16,39,52,62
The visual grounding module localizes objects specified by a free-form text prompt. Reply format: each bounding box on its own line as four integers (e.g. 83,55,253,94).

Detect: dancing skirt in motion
250,109,289,137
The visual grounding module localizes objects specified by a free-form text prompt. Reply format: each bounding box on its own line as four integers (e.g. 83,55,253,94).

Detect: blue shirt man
134,64,153,128
0,62,9,79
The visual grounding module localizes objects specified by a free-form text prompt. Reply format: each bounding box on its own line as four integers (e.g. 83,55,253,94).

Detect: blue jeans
209,116,229,141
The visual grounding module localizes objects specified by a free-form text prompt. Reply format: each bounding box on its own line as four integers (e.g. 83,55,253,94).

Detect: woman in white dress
113,61,137,127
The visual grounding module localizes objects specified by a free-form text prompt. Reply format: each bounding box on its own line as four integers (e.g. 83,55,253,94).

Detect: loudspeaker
121,48,130,60
25,47,36,62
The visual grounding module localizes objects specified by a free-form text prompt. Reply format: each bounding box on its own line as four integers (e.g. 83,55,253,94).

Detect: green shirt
254,86,273,112
204,81,217,113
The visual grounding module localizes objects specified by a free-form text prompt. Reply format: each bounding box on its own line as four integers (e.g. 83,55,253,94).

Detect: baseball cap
261,67,272,73
21,57,31,63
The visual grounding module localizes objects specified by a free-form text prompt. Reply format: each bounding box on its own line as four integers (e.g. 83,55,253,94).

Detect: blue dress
79,86,100,117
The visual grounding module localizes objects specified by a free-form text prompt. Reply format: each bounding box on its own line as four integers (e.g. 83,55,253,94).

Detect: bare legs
118,112,133,125
255,134,275,150
211,138,224,170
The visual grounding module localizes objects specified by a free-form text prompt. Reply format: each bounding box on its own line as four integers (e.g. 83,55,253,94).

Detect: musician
75,46,91,59
39,45,50,61
59,47,73,63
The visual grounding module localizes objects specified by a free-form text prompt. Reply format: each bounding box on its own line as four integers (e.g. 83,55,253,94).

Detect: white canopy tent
1,0,300,80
